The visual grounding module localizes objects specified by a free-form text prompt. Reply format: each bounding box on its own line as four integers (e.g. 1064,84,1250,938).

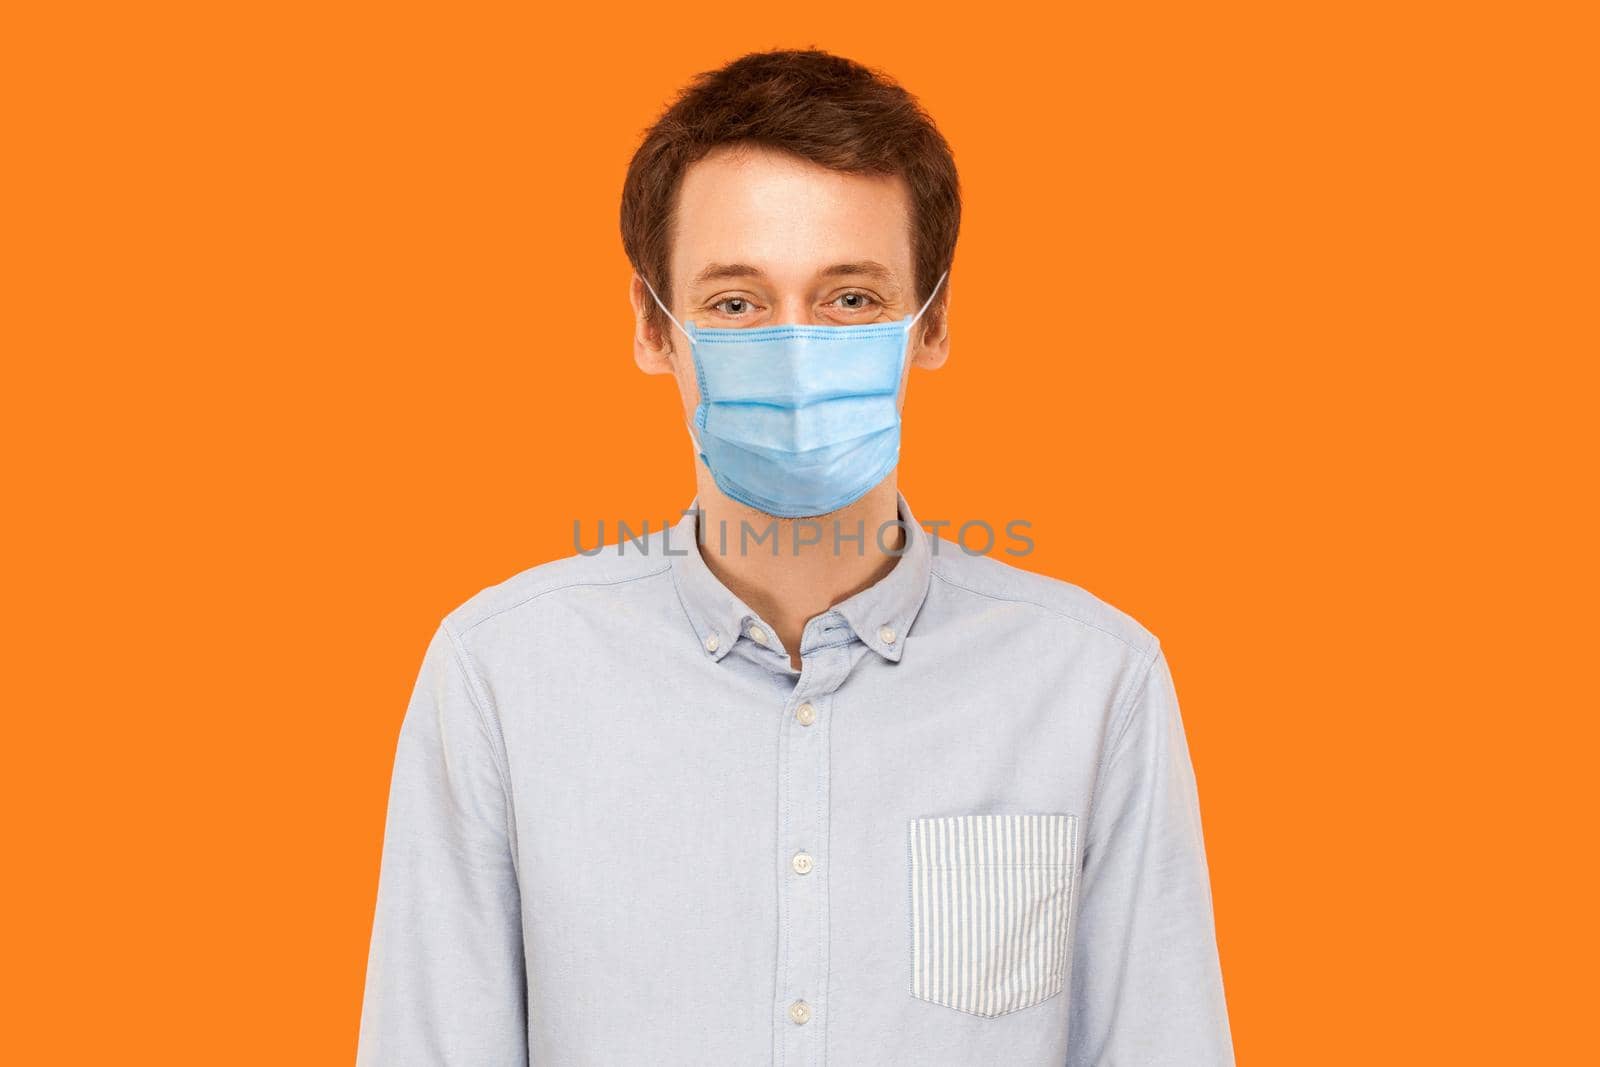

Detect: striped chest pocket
908,812,1081,1018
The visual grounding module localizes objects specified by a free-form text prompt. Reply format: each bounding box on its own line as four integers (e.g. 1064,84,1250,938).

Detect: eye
833,291,878,311
712,296,755,316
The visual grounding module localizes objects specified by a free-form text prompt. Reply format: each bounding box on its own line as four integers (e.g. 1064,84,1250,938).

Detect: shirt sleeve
1068,646,1235,1066
356,623,528,1066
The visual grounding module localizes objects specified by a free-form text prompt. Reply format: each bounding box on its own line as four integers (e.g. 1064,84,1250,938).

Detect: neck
693,474,905,670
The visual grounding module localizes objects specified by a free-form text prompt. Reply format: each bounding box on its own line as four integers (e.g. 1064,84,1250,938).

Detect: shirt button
703,633,720,653
791,850,814,875
878,624,897,645
747,624,769,646
788,999,812,1025
795,702,816,726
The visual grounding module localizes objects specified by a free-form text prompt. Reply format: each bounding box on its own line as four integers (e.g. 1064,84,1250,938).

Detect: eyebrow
691,263,764,285
819,261,894,282
690,260,898,287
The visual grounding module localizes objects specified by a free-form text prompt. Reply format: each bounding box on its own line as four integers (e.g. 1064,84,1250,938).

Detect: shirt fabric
356,493,1234,1066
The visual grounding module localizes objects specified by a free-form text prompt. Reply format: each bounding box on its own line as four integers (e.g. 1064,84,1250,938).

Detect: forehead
670,144,914,288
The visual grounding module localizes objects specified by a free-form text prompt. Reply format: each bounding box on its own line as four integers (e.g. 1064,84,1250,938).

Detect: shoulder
440,528,676,644
926,538,1160,661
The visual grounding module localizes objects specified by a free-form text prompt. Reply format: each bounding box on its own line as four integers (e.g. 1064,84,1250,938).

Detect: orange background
4,2,1594,1062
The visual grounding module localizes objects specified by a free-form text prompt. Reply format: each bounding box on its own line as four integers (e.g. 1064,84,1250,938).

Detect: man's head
621,49,960,435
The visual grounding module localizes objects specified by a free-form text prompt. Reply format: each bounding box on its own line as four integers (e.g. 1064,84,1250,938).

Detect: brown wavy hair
620,48,960,343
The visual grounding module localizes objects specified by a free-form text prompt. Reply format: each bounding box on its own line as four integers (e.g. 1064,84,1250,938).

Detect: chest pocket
907,812,1080,1018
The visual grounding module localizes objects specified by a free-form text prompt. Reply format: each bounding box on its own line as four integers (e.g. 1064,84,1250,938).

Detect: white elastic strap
905,269,948,332
640,273,693,346
896,269,949,379
637,275,704,453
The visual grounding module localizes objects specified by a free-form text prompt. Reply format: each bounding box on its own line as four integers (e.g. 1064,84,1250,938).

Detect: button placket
773,643,849,1064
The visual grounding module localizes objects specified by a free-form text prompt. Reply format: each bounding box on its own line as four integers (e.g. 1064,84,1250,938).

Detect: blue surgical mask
643,270,947,518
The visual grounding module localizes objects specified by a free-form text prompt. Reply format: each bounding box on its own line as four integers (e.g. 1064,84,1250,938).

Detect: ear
908,293,951,371
631,274,677,375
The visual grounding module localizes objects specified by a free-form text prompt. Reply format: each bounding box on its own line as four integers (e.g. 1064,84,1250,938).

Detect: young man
357,49,1234,1066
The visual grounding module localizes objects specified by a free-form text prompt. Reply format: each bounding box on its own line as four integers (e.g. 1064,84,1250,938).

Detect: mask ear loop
890,268,949,429
907,269,949,331
639,273,693,347
638,272,710,456
897,269,948,379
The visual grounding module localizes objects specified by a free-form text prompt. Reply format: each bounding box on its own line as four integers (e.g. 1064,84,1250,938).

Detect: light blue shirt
356,494,1234,1065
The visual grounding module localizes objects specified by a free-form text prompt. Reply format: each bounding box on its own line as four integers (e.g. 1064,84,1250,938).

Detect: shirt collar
667,492,934,665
